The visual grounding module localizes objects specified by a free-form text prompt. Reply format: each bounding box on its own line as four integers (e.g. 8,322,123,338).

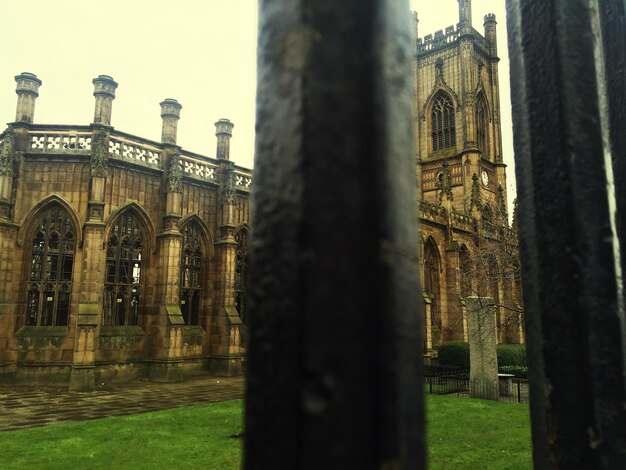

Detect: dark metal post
245,0,424,468
507,0,626,467
597,0,626,330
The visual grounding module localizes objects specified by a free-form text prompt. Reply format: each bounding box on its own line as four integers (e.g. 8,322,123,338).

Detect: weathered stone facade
0,73,251,389
0,1,520,386
415,1,523,354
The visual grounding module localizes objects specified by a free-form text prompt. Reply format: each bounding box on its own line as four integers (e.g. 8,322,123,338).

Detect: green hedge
437,342,527,370
437,341,470,370
496,344,527,367
499,365,528,379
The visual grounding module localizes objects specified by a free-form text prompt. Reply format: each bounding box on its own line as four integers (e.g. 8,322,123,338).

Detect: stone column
92,75,118,126
69,127,111,390
0,130,17,219
149,122,185,381
14,72,42,124
209,157,243,376
466,296,498,400
0,119,29,375
160,99,182,145
215,118,234,160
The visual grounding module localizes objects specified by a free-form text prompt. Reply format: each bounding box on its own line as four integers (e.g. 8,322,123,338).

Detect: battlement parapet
417,24,491,56
417,25,459,54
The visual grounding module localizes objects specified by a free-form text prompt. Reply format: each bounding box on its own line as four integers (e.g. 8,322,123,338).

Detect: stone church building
414,0,523,352
0,74,252,389
0,0,520,389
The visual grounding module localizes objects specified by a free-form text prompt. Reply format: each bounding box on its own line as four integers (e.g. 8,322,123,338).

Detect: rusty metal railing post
507,0,626,467
245,0,424,468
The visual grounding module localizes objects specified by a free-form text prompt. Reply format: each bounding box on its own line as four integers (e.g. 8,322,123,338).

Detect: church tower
415,1,507,220
414,1,522,352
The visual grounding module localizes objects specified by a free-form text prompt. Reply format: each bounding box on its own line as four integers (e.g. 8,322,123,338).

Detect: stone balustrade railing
28,128,93,153
108,134,161,168
179,151,218,182
20,126,253,191
419,200,447,224
234,169,253,189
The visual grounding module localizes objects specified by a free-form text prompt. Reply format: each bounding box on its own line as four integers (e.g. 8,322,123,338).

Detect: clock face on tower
481,170,489,187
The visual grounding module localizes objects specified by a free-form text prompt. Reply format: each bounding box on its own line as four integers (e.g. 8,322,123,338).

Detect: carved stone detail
0,129,16,177
417,48,458,69
436,160,454,201
0,128,17,176
167,152,183,193
90,129,109,178
223,163,235,205
469,173,482,213
497,184,507,220
460,40,473,53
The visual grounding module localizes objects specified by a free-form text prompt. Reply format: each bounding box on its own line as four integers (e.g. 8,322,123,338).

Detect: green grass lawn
1,396,531,469
426,395,532,469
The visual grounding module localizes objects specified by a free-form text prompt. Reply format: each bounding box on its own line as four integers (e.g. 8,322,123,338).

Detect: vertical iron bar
597,0,626,372
245,1,424,469
506,0,626,467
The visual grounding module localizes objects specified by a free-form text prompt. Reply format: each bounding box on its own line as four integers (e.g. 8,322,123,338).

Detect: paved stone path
0,375,245,432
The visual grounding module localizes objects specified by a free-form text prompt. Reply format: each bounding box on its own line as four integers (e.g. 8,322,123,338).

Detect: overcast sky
1,0,514,202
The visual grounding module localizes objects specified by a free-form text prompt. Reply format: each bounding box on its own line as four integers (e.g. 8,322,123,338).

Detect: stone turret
458,0,472,32
160,99,182,145
14,72,42,123
215,119,234,160
92,75,118,126
484,14,497,56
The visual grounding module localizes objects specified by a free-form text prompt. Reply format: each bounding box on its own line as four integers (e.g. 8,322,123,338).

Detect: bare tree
459,192,524,344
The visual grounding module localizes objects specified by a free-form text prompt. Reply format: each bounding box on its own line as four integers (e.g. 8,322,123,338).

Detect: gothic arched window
431,92,456,151
476,94,488,153
234,228,249,324
180,223,203,325
103,213,143,326
25,205,75,326
424,238,441,331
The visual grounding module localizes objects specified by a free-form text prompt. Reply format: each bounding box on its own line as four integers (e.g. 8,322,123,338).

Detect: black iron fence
424,370,529,404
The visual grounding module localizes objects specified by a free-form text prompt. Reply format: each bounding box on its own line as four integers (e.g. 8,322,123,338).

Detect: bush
496,344,527,367
437,342,527,372
499,365,528,379
437,341,470,370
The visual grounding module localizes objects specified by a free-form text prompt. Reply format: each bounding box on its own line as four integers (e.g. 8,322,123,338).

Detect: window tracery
431,92,456,151
25,205,75,326
424,238,441,331
476,94,488,153
180,223,203,325
103,213,143,326
234,229,249,324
